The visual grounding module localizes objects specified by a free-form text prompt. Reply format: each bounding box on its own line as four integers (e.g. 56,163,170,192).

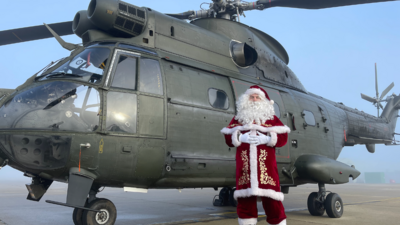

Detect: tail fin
381,94,400,144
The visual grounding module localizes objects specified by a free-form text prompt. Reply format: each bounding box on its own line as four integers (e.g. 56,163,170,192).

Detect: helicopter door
296,97,335,159
230,79,290,163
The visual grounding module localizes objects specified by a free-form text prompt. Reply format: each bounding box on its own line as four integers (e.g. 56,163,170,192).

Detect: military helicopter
0,0,399,224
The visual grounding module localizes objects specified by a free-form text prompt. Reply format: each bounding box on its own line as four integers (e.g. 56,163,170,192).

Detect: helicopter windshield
0,81,100,132
38,48,110,84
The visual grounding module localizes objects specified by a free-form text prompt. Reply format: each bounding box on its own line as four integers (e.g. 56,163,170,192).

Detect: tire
325,193,343,218
219,187,230,206
229,188,238,207
307,192,325,216
73,199,89,225
82,198,117,225
73,208,85,225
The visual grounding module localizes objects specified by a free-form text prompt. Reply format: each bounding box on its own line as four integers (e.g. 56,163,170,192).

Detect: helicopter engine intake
86,0,147,38
72,10,98,38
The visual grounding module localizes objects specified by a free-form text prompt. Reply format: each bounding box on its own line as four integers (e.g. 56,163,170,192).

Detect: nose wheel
73,198,117,225
307,183,343,218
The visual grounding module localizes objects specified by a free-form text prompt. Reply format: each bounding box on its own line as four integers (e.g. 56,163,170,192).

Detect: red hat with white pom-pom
244,85,274,105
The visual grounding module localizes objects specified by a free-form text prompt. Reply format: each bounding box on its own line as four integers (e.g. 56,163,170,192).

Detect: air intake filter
73,10,98,38
87,0,147,38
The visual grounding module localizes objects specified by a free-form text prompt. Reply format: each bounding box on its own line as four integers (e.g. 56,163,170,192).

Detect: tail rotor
360,63,394,117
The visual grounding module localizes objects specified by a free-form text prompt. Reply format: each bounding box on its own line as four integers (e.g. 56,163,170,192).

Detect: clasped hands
239,131,270,145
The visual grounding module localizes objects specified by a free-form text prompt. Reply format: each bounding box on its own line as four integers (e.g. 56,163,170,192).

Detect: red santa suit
221,86,290,225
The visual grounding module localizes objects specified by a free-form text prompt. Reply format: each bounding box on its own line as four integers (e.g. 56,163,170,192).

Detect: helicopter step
44,167,117,225
307,183,343,218
26,176,53,202
213,187,237,207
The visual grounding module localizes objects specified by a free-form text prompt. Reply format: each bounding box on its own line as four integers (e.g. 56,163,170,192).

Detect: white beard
235,94,275,125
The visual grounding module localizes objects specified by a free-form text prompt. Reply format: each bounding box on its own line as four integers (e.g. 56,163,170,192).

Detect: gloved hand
239,131,259,144
255,131,271,145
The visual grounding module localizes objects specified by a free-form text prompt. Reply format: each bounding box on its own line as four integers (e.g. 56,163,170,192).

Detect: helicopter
0,0,399,225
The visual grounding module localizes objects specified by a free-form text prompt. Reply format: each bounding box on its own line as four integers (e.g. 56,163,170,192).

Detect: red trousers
237,196,286,225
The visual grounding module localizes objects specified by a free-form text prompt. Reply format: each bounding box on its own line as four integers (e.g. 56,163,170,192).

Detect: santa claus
221,85,290,225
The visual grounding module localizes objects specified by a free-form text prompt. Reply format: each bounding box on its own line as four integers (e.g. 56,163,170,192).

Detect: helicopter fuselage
0,5,398,193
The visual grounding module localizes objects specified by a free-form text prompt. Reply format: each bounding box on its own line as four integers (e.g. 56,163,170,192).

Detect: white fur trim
268,219,287,225
232,129,242,147
270,100,274,105
267,132,277,147
250,143,259,198
221,124,291,135
233,142,285,202
234,187,284,202
238,218,258,225
245,88,266,99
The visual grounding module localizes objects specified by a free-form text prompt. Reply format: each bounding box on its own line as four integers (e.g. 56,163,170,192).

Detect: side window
111,55,137,90
139,58,163,95
208,88,229,110
273,103,281,118
106,92,137,133
303,110,316,126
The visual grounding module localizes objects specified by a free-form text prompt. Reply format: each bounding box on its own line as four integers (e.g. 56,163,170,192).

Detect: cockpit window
139,58,163,95
38,48,110,84
111,55,138,90
0,81,100,132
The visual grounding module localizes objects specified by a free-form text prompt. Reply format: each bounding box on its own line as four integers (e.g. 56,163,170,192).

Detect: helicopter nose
0,134,72,170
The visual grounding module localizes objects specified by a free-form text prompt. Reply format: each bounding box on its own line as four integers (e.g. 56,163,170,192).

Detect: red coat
221,116,290,201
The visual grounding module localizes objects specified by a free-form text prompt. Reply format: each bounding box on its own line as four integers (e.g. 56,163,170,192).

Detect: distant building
365,172,385,184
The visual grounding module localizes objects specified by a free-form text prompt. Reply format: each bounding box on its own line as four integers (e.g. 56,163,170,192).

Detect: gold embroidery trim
259,149,276,186
262,124,272,127
238,150,250,186
228,124,241,128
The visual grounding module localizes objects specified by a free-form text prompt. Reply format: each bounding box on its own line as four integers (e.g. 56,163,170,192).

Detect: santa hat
244,85,274,105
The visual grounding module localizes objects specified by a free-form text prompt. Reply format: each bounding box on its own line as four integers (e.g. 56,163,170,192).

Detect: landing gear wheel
73,208,85,225
82,198,117,225
307,192,325,216
229,188,238,207
325,193,343,218
73,199,89,225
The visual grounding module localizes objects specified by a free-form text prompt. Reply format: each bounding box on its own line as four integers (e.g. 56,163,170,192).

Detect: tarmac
182,197,400,225
0,177,399,225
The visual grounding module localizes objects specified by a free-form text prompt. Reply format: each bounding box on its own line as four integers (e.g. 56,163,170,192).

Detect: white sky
0,0,399,180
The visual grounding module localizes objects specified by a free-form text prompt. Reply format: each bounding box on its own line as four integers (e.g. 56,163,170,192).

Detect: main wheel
325,193,343,218
229,188,238,207
307,192,325,216
219,187,230,206
82,198,117,225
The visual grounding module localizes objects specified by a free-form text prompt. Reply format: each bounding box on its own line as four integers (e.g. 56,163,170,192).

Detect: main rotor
167,0,399,21
167,0,270,22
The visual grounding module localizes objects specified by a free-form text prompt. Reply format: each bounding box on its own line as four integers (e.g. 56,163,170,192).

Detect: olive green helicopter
0,0,399,224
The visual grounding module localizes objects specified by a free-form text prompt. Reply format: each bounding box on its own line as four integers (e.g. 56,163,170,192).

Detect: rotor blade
375,63,379,99
265,0,398,9
0,21,73,47
380,82,395,99
361,93,377,103
166,11,195,20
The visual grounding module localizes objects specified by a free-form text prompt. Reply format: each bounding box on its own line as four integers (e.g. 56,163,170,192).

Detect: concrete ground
0,178,399,225
184,197,400,225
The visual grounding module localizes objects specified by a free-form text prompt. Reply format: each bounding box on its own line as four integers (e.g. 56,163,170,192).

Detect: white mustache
249,101,262,110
